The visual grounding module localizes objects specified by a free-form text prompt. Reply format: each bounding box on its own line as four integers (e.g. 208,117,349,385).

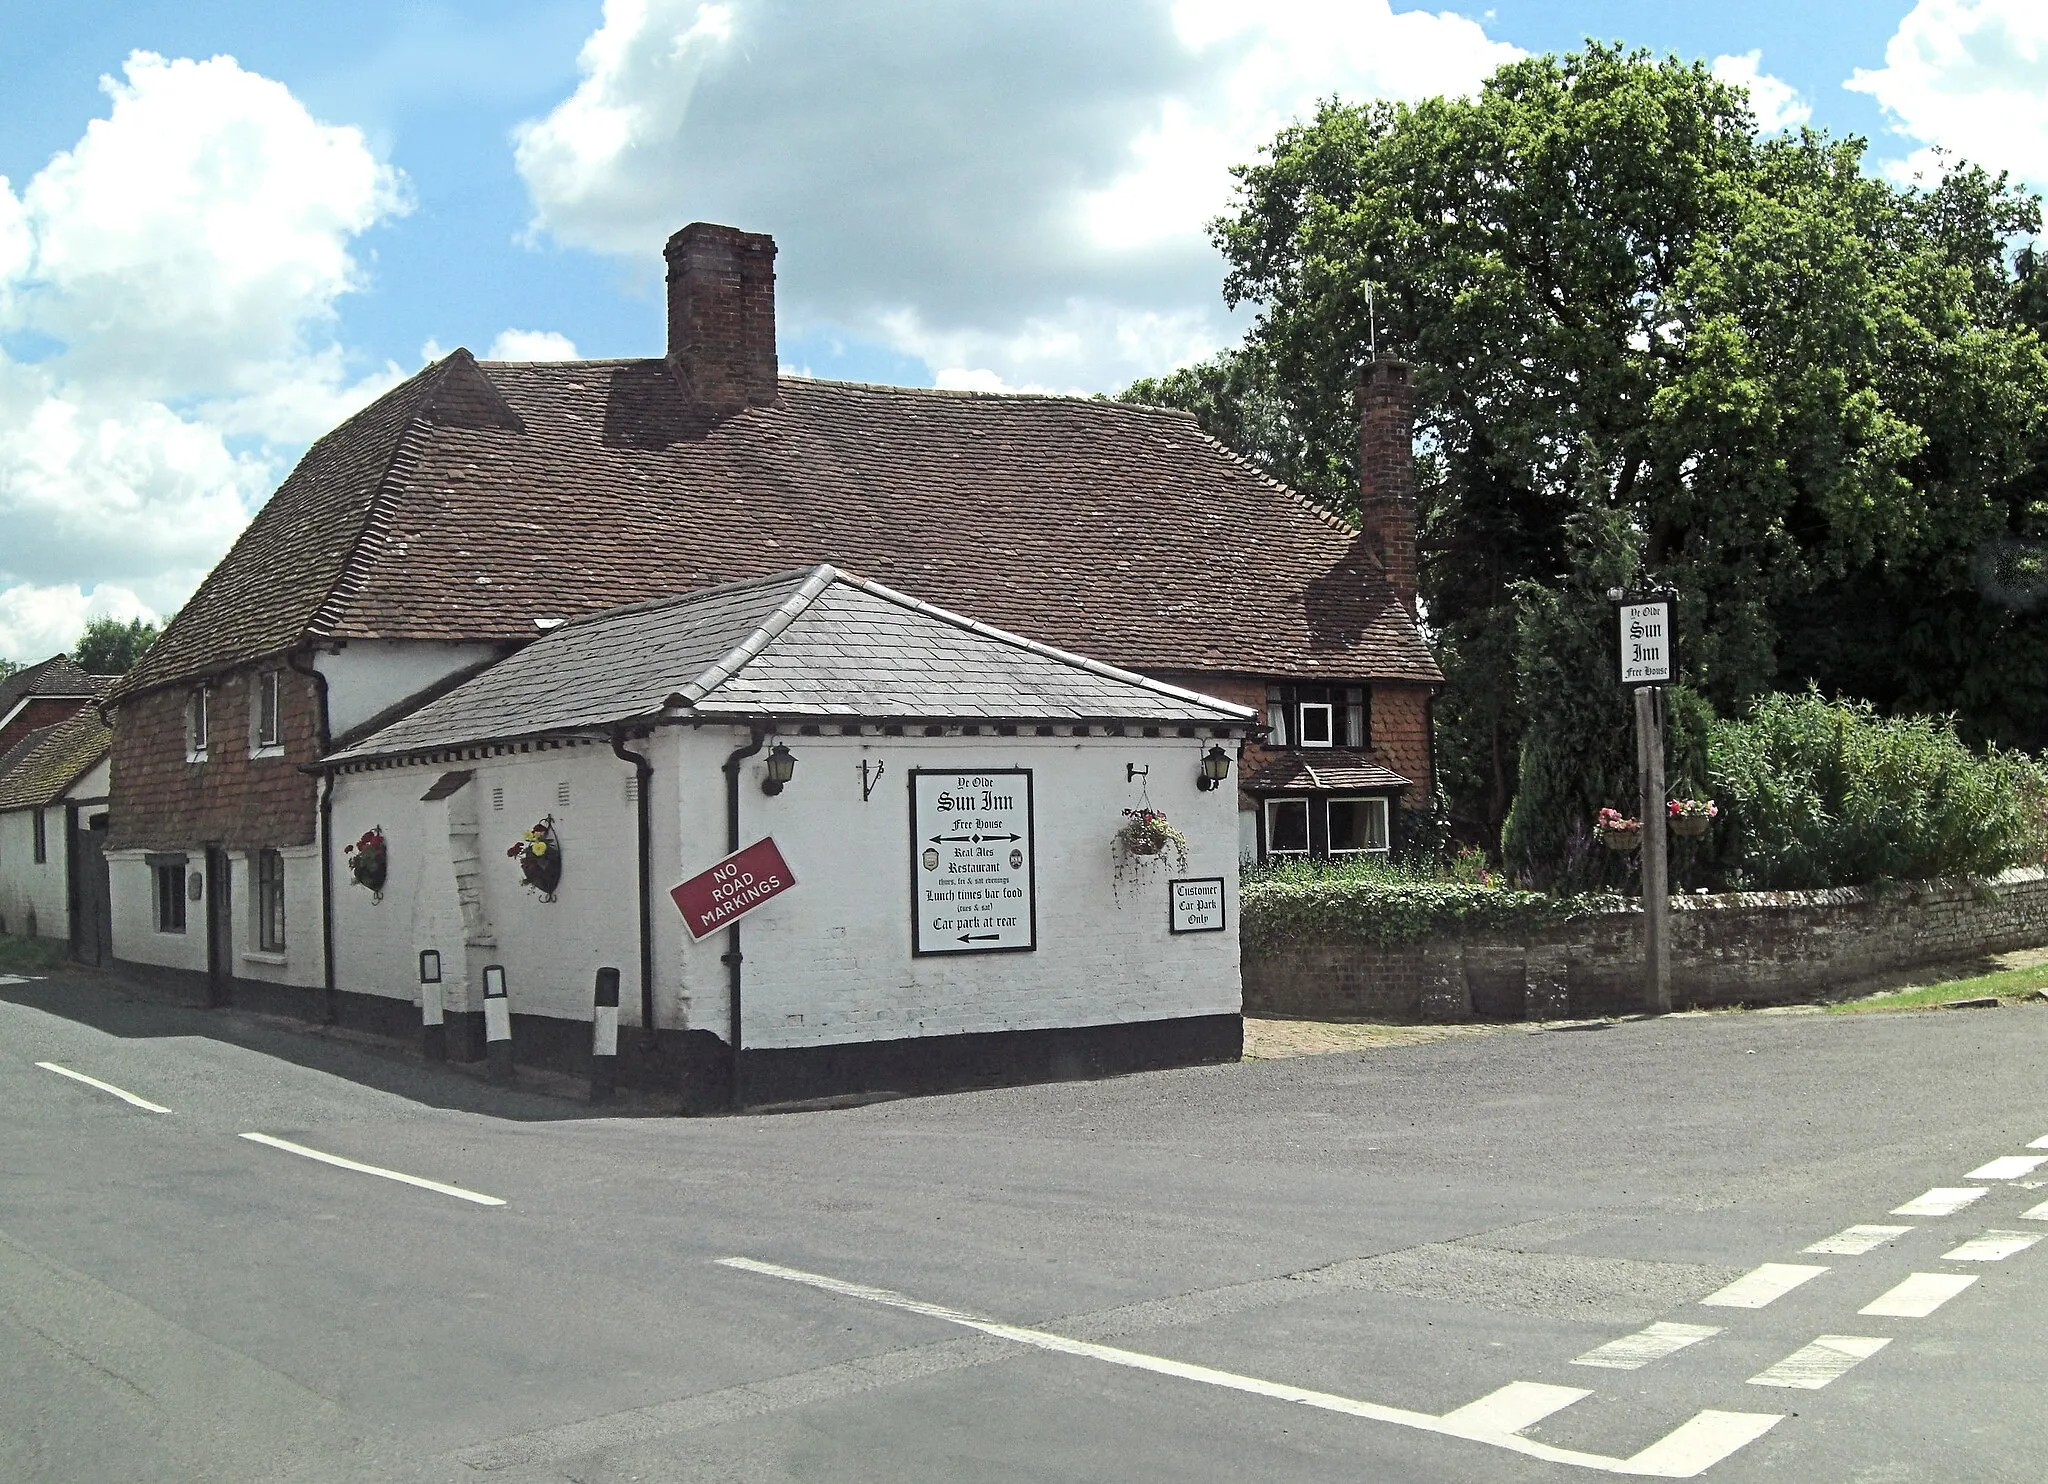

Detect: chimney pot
664,222,778,418
1358,357,1419,616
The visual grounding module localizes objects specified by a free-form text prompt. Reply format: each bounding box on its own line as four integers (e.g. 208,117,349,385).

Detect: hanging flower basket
1116,808,1190,870
508,815,563,899
1667,798,1718,838
345,826,387,899
1594,807,1642,853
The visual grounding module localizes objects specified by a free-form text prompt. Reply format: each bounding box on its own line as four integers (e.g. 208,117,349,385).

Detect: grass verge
1830,962,2048,1013
0,934,70,975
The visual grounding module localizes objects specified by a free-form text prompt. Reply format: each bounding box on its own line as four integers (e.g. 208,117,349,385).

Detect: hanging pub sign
910,768,1036,955
1616,591,1675,687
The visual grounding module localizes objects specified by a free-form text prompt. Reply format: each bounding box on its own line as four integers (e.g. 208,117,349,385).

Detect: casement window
155,861,187,933
32,807,46,864
252,671,282,753
187,687,210,762
254,849,286,952
1261,795,1391,861
1265,684,1370,750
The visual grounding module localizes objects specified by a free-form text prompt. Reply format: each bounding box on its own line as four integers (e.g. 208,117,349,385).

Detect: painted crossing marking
1746,1335,1889,1390
716,1257,1781,1477
2029,1135,2048,1151
1859,1272,1978,1318
2021,1198,2048,1222
238,1133,505,1206
1700,1263,1828,1309
1965,1154,2048,1181
1573,1322,1721,1371
1893,1188,1987,1217
1441,1381,1590,1435
35,1061,170,1113
1940,1230,2041,1262
1804,1225,1912,1256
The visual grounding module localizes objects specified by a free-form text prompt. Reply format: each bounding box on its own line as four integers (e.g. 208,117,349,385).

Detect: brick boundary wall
1243,866,2048,1021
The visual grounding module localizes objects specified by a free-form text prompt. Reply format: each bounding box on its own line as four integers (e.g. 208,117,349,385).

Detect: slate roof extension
326,565,1257,765
114,352,1441,704
1241,750,1413,795
0,709,113,810
0,655,110,716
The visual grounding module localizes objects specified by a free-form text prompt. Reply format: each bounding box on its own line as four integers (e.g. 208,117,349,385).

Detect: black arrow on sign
929,834,975,843
958,933,1001,943
975,834,1022,843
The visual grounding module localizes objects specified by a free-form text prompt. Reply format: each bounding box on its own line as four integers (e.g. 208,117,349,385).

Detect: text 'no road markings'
239,1133,504,1207
716,1257,1781,1478
34,1061,170,1113
1699,1264,1828,1310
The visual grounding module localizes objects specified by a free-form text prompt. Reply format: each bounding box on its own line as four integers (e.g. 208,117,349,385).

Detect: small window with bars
156,862,187,933
253,671,282,751
188,687,209,762
255,849,286,952
1265,684,1370,750
32,807,46,864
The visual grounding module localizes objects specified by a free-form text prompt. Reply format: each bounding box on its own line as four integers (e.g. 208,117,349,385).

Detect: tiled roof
114,354,1442,703
0,655,108,713
1241,749,1413,794
326,565,1257,764
0,709,112,810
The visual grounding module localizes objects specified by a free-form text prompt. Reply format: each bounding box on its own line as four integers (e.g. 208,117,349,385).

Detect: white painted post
483,964,512,1082
1635,686,1671,1014
591,967,620,1104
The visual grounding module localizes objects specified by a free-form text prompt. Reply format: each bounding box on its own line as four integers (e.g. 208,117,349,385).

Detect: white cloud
0,52,406,661
512,0,1520,392
1849,0,2048,187
1712,50,1813,134
486,328,582,360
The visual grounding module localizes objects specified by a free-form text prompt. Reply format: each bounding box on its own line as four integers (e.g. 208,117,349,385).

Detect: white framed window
1264,798,1311,857
1298,702,1335,748
1264,684,1370,751
252,671,282,754
1261,795,1393,861
254,849,286,951
1327,796,1391,857
187,687,210,762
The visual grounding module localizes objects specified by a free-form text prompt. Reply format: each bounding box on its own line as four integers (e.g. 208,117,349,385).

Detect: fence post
591,967,620,1104
419,949,447,1062
483,964,512,1082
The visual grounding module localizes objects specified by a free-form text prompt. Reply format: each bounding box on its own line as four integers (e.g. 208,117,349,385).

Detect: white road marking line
2029,1134,2048,1150
1940,1230,2041,1262
1859,1272,1978,1318
1700,1263,1828,1309
1746,1335,1889,1390
1965,1154,2048,1180
35,1061,170,1113
1573,1322,1722,1370
715,1257,1781,1478
1803,1224,1912,1256
1441,1381,1591,1435
1892,1187,1987,1216
238,1133,505,1206
2021,1199,2048,1222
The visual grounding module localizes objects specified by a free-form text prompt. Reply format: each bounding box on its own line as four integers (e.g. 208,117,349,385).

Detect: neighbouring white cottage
319,565,1256,1109
0,708,113,960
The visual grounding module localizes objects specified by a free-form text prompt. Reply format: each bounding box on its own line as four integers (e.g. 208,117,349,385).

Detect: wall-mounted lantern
1196,744,1233,792
762,741,797,795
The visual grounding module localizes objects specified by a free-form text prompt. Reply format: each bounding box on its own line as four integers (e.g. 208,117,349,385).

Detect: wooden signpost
1617,591,1674,1014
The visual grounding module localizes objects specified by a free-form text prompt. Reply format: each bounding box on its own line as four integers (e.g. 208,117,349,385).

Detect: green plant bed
1829,964,2048,1014
0,934,71,975
1241,857,1623,951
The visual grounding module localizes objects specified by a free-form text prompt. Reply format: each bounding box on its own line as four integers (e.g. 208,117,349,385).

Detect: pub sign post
1613,588,1675,1014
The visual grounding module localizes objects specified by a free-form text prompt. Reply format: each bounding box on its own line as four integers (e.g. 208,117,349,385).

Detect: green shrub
0,934,70,975
1240,855,1622,950
1709,692,2048,889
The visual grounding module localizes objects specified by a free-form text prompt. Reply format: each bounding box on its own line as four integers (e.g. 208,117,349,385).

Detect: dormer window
1265,684,1369,751
187,687,209,763
252,671,282,755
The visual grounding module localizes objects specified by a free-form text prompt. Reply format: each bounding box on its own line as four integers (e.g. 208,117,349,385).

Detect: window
155,862,187,933
252,671,282,752
1263,795,1392,861
31,807,46,864
1265,684,1370,751
187,687,209,762
255,849,286,952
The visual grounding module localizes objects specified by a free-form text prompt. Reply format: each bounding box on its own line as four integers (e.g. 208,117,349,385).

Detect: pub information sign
910,768,1037,955
1169,877,1226,934
1617,594,1674,687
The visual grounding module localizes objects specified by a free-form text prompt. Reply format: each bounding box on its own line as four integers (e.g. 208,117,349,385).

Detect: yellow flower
530,841,547,856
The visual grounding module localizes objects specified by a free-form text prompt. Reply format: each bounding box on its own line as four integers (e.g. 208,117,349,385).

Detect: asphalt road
3,971,2046,1484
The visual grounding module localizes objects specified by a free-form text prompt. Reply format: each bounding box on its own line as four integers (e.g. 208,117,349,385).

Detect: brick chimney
1358,357,1419,615
664,222,778,418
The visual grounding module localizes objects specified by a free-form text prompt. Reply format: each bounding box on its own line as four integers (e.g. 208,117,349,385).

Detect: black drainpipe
608,731,657,1056
721,727,766,1109
288,649,338,1025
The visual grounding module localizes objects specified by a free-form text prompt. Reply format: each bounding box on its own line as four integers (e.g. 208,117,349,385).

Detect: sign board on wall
1169,877,1226,934
670,837,797,940
1618,596,1674,686
910,768,1036,955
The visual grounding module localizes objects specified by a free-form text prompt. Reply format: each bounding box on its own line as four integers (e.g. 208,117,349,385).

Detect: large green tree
1127,43,2048,874
73,615,160,675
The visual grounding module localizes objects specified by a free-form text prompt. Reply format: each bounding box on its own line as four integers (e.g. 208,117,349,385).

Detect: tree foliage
1137,42,2048,868
73,616,160,675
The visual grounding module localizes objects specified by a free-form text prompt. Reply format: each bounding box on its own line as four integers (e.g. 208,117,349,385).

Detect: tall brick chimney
1358,357,1419,615
664,222,779,418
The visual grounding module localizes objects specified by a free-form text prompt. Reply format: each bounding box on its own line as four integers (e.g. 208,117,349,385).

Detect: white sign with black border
910,768,1036,955
1618,596,1674,686
1169,876,1227,934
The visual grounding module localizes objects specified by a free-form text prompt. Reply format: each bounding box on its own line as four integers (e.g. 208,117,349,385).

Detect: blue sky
0,0,2039,658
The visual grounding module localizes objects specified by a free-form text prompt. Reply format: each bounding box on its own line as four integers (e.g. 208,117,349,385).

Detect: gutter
720,726,767,1110
608,731,658,1058
287,648,338,1025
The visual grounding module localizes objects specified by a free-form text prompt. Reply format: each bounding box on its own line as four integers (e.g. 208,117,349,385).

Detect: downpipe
608,731,658,1057
721,727,767,1110
288,649,338,1025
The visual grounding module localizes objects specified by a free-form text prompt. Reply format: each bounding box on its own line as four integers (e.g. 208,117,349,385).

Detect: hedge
1239,860,1622,951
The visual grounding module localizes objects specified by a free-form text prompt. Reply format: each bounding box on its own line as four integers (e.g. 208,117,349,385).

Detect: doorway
68,811,112,967
205,847,233,1007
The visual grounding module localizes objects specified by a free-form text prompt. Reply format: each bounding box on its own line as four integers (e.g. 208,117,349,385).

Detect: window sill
248,745,285,761
241,950,288,966
185,753,208,765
